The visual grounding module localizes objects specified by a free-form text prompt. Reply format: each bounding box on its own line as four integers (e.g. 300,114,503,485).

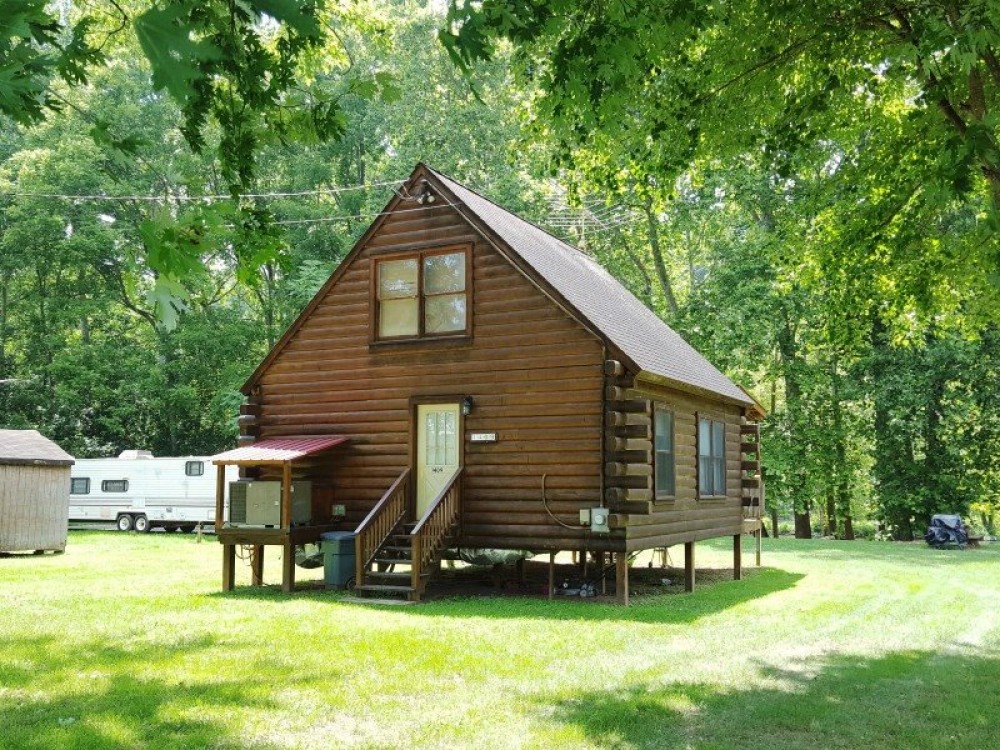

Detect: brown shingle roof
425,167,753,406
0,430,75,466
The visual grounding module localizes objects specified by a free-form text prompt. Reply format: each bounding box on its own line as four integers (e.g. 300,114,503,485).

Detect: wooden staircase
353,467,463,602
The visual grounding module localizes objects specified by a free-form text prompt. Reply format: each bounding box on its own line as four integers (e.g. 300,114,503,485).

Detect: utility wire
0,178,405,202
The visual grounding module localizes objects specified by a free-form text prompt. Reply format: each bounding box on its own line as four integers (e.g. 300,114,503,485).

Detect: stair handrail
410,466,463,598
354,468,410,588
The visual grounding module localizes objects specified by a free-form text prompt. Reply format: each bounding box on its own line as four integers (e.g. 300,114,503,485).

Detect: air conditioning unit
227,481,312,527
229,481,249,524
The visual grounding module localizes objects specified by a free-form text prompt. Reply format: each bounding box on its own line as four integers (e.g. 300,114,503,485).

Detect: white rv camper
69,451,237,532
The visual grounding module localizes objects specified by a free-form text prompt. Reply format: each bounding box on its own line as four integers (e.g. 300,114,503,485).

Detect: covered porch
210,435,349,593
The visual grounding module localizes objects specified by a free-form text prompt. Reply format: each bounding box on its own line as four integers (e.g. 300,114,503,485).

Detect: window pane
185,461,204,476
713,421,725,456
713,457,725,495
70,477,90,495
699,419,711,456
699,457,711,495
654,410,672,451
423,252,465,294
379,259,418,299
425,293,466,333
380,298,419,337
656,452,674,496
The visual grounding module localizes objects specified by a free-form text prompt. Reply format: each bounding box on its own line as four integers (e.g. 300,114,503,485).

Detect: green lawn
2,533,999,749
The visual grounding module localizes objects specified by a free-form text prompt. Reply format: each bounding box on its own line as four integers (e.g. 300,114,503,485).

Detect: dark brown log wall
613,381,746,551
253,203,609,551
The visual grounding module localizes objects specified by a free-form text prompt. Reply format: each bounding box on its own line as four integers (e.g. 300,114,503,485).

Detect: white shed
0,430,75,553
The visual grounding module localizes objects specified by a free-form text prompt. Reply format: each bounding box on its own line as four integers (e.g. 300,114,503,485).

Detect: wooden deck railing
410,467,463,598
354,468,410,588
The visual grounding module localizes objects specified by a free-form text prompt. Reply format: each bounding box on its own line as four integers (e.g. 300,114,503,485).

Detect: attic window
374,247,469,340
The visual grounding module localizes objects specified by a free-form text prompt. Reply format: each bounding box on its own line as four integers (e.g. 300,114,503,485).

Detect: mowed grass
2,533,1000,749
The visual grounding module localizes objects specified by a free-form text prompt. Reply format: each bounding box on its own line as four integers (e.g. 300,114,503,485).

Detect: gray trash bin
321,531,356,589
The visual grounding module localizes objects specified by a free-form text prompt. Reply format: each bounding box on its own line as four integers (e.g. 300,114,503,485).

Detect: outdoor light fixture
462,396,474,415
415,179,437,205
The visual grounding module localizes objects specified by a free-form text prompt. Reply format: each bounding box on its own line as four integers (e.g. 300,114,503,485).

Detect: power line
0,178,406,203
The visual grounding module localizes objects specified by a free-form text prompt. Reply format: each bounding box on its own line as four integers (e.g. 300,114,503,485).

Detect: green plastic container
321,531,356,589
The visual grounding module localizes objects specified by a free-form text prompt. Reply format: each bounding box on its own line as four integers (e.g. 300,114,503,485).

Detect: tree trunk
644,201,678,316
842,515,855,541
770,507,779,538
777,309,811,538
794,512,812,539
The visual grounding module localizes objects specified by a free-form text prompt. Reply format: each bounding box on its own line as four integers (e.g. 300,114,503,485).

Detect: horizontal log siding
255,205,610,551
617,383,746,551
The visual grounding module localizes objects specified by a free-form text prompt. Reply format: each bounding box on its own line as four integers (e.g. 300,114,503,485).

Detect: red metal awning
210,435,349,464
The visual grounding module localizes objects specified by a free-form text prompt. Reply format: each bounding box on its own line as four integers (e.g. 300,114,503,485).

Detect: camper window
70,477,90,494
102,479,128,493
185,460,204,476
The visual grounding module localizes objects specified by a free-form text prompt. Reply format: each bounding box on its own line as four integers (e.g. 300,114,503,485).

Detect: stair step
382,545,413,554
354,584,415,595
367,570,412,581
373,558,412,567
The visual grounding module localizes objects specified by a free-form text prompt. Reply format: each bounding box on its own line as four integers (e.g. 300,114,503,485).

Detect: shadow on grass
0,634,281,750
543,649,1000,749
324,566,805,625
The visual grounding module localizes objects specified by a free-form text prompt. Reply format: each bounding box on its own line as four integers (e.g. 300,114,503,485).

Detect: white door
416,403,461,517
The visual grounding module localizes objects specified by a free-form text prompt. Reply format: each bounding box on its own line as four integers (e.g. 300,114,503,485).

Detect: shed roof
211,435,349,464
0,430,75,467
425,167,753,406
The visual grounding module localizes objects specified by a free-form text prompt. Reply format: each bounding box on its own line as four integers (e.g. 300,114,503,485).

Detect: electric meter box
579,507,610,534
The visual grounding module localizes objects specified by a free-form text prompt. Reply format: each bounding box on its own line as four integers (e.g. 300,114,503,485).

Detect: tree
442,0,1000,317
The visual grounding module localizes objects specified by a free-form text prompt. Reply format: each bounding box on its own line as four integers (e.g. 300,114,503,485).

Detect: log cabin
212,164,765,602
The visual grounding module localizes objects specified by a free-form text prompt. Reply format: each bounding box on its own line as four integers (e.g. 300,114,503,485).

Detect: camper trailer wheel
116,514,134,532
133,515,150,533
181,524,196,533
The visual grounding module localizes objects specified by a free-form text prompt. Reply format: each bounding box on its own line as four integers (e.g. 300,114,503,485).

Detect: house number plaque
469,432,498,443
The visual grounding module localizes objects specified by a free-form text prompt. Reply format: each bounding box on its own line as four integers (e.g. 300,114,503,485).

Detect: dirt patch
420,559,739,602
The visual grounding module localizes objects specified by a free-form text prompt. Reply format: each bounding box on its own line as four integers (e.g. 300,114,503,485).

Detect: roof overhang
210,435,349,466
633,371,756,409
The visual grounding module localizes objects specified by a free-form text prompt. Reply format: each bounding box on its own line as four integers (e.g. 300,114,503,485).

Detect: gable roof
0,430,75,467
244,164,752,407
423,167,753,406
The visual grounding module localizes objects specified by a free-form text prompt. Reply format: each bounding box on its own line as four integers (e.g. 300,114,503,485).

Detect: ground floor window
698,417,726,497
654,407,675,498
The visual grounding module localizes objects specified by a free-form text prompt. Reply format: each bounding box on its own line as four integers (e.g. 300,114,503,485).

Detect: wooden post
222,543,236,592
684,541,695,592
616,552,629,606
598,551,606,595
281,461,292,529
548,551,555,601
281,543,295,593
251,545,265,586
756,529,762,567
214,463,226,534
733,534,742,580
